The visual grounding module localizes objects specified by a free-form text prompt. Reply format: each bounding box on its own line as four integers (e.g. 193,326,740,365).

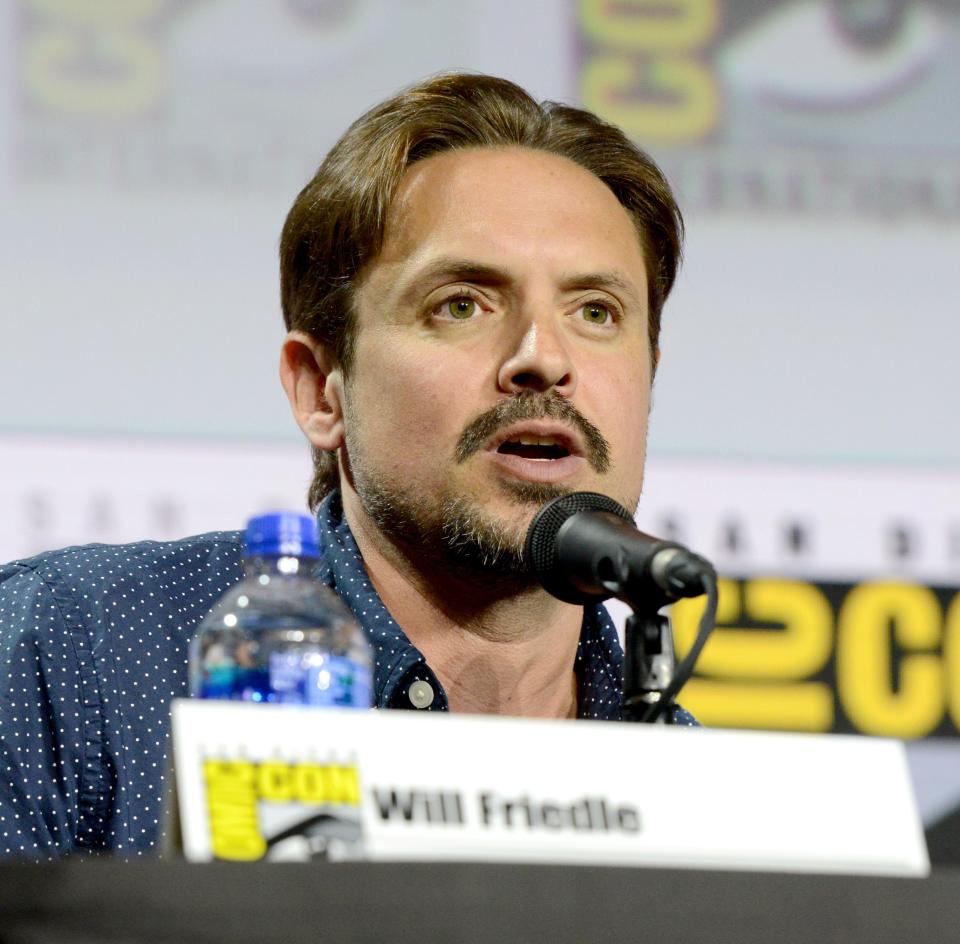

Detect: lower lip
485,450,588,483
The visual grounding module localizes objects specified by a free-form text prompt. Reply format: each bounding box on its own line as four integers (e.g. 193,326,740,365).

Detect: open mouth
496,436,571,461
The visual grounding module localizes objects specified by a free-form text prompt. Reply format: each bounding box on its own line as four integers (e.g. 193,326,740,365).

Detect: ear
279,331,345,451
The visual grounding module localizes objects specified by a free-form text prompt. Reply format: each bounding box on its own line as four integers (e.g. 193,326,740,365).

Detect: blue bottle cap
245,512,319,559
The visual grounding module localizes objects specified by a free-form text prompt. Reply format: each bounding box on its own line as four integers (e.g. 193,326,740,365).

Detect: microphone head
525,491,633,604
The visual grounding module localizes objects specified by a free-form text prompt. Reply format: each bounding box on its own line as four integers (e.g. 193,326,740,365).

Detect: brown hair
280,73,684,511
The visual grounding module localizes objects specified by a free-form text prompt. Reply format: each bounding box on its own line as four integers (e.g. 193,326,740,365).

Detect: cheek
348,336,479,470
591,356,651,451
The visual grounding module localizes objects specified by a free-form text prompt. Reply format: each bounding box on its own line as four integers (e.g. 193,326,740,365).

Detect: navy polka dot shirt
0,491,695,857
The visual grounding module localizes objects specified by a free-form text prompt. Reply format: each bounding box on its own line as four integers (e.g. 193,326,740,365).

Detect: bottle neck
243,554,317,579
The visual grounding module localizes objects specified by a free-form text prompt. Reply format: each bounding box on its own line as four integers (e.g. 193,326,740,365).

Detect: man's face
341,146,652,573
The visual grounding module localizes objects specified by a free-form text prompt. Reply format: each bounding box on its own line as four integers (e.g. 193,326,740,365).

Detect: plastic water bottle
189,511,373,707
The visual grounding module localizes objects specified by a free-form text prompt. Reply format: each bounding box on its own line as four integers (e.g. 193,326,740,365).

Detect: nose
496,312,577,397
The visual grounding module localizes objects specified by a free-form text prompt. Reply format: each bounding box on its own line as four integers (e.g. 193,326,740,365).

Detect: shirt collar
314,490,625,720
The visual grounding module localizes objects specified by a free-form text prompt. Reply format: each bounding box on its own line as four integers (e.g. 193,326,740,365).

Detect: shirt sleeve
0,563,102,857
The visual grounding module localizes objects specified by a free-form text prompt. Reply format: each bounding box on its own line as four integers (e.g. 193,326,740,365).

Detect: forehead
374,147,647,284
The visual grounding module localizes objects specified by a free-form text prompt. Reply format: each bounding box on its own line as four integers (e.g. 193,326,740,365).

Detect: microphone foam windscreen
524,491,632,588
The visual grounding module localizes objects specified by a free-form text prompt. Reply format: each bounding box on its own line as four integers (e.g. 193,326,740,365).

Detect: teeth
514,436,561,446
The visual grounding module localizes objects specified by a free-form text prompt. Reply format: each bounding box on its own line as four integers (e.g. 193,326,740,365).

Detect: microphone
524,492,713,609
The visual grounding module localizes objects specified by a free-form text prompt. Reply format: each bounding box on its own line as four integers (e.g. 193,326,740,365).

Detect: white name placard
170,700,928,876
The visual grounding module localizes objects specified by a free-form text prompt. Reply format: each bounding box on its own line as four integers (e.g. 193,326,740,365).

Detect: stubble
344,391,612,581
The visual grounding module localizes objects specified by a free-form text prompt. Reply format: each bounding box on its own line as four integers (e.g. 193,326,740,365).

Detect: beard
343,391,612,584
349,472,567,583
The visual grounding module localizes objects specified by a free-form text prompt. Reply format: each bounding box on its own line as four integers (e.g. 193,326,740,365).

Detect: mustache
454,392,611,474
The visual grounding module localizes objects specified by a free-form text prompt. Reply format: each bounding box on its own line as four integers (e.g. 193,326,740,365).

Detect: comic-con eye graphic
171,0,390,80
264,813,364,862
719,0,944,108
832,0,911,47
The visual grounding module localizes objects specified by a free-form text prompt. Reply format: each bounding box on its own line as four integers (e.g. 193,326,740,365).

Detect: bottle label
269,652,373,708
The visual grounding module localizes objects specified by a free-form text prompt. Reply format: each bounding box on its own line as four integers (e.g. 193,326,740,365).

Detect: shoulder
0,531,246,643
2,530,244,591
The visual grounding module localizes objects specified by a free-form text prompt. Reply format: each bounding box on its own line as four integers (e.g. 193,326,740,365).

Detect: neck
341,489,584,719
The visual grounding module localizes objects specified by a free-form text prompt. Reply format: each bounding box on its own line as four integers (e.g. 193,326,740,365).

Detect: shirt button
408,680,434,709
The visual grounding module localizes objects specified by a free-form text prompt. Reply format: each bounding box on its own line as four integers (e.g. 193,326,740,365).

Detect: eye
447,297,477,320
580,302,613,326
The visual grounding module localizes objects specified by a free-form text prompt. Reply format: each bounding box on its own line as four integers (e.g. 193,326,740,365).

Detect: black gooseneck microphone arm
524,492,718,724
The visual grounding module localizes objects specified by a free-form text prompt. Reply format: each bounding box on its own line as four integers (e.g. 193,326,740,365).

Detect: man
0,73,692,858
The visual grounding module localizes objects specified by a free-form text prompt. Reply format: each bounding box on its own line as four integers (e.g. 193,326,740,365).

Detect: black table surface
0,859,958,944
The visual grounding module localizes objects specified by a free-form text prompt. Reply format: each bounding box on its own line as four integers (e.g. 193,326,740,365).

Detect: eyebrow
557,271,643,306
402,256,644,307
400,257,511,303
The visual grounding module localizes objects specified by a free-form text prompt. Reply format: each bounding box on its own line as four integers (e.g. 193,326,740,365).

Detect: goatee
351,475,565,583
